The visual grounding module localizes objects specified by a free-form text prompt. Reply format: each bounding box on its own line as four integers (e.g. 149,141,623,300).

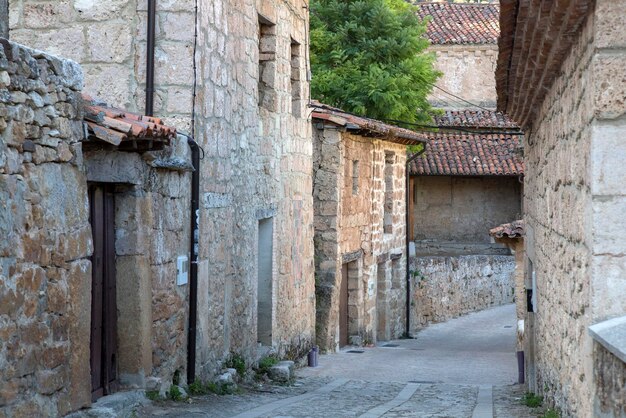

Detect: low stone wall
410,254,515,330
593,342,626,417
0,40,92,416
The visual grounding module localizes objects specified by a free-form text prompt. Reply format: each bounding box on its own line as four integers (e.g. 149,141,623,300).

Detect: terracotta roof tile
415,2,500,45
410,110,524,176
490,220,525,239
82,94,176,150
311,101,426,146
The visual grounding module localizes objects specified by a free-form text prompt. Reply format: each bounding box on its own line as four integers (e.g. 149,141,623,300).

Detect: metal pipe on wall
145,0,156,116
405,147,426,338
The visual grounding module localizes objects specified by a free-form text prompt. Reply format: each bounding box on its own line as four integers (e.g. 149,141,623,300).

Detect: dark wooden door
89,184,118,401
339,263,349,347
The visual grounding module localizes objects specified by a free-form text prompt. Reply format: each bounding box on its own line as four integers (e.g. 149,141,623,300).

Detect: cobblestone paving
136,378,540,418
133,306,542,418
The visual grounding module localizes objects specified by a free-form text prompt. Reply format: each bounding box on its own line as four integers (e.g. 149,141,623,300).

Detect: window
384,151,395,234
352,160,359,195
290,39,302,117
258,16,277,110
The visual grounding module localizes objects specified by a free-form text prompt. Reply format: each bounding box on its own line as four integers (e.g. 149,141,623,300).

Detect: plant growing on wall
310,0,441,124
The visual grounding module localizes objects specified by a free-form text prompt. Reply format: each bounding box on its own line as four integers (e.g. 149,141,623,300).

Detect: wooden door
339,263,349,347
89,184,118,401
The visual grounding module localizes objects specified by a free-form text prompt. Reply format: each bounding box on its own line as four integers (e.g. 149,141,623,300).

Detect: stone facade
5,0,316,412
313,127,408,352
429,45,497,110
409,255,515,330
410,176,521,245
0,40,92,417
497,0,626,416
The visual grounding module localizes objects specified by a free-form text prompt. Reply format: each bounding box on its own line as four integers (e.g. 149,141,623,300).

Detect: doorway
89,184,118,401
257,217,274,346
340,263,349,347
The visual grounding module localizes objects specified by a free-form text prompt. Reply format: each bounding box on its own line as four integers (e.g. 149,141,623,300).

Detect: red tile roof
311,102,426,146
409,110,524,176
82,94,176,151
432,109,517,129
415,2,500,45
490,220,525,239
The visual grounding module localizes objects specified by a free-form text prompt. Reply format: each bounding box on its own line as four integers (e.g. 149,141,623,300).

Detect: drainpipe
145,0,156,116
178,133,200,384
405,146,426,338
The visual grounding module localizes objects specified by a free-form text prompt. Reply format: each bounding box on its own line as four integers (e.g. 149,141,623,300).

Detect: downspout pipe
145,0,156,116
405,146,426,338
179,133,200,384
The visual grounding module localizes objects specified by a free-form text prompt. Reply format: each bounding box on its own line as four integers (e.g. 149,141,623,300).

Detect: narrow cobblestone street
137,305,542,417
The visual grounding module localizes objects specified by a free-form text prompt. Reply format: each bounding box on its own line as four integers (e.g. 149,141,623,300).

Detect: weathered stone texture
593,342,626,418
519,2,626,416
11,0,315,388
0,40,91,416
313,128,407,351
409,255,515,330
411,176,521,244
194,0,315,375
429,45,497,109
10,0,196,118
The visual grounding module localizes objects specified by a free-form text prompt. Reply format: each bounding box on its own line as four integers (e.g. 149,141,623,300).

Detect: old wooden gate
89,184,118,401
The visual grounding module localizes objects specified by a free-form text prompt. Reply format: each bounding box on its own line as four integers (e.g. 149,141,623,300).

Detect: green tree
310,0,441,124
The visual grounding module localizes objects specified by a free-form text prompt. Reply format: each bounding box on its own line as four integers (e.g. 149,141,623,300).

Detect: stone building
312,103,424,351
408,110,523,328
415,1,500,109
497,0,626,416
407,2,523,329
2,0,315,415
0,40,187,415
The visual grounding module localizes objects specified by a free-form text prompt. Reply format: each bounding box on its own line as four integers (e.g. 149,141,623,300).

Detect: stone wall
0,40,92,417
411,176,521,244
9,0,195,130
428,45,497,109
313,128,407,351
9,0,316,381
521,1,626,415
194,0,315,373
593,342,626,418
409,255,515,329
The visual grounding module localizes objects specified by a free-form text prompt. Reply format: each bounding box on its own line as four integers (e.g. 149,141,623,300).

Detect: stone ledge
589,315,626,364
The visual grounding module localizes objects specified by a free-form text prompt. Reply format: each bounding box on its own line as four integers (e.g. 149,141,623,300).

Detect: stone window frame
351,159,359,195
383,151,396,234
290,38,303,117
258,15,277,111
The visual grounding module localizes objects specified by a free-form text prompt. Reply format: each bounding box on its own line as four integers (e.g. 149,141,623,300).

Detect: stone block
86,23,133,63
37,369,66,395
23,2,75,29
74,0,131,21
82,64,131,109
591,120,626,196
595,0,626,49
10,27,86,63
268,361,294,383
592,53,626,120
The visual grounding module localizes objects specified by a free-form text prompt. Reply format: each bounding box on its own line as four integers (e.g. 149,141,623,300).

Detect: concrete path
136,304,539,418
300,303,518,385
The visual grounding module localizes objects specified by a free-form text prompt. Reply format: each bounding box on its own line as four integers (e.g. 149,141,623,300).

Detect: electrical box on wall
177,255,189,286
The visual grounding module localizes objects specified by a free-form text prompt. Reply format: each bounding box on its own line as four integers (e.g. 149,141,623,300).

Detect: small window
258,16,277,110
384,151,395,234
352,160,359,195
290,39,302,117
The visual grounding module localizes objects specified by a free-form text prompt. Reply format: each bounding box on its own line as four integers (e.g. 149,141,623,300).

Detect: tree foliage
310,0,441,124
